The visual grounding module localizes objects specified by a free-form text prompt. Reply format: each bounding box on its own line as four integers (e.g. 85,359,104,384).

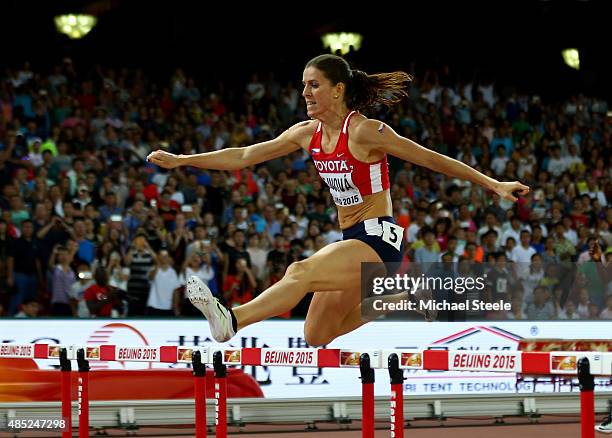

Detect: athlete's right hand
147,150,181,169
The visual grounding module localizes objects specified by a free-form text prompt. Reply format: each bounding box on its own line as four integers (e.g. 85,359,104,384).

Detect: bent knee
304,324,335,347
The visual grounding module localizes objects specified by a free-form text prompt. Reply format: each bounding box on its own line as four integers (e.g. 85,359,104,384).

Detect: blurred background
1,0,610,99
0,0,609,322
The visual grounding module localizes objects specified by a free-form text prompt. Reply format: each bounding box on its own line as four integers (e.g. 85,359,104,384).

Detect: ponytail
305,54,412,112
347,69,412,112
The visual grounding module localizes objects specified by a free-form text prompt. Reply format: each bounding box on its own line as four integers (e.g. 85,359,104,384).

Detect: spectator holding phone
48,245,75,316
70,262,94,317
147,249,180,316
167,213,192,268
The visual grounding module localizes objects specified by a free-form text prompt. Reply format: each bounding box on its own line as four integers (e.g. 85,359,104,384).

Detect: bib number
381,221,403,252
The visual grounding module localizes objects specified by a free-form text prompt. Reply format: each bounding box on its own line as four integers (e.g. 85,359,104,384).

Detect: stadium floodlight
561,48,580,70
54,14,97,39
321,32,363,55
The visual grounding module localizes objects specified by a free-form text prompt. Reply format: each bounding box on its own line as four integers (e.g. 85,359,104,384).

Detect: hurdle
1,343,611,437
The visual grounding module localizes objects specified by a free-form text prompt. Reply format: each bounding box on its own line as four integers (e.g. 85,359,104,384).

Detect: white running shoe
596,414,612,434
187,275,236,342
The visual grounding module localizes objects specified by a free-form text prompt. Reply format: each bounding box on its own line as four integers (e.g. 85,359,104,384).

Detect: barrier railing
2,343,611,438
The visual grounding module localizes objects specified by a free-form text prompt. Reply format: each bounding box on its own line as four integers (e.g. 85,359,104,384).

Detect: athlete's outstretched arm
357,120,529,202
147,121,309,171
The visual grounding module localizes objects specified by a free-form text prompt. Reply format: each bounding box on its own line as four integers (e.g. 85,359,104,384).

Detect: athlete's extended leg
233,239,382,335
187,239,381,343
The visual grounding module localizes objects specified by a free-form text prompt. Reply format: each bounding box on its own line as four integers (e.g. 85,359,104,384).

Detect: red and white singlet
308,111,390,207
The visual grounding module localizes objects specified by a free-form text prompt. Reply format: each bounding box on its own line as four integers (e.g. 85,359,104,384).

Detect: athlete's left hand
493,181,530,202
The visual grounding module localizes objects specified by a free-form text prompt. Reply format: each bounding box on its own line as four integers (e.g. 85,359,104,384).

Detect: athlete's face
302,67,341,118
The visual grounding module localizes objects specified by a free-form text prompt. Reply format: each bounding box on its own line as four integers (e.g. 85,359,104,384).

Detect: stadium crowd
0,59,610,320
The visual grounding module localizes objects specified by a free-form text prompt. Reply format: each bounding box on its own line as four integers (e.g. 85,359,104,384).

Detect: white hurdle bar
2,343,611,438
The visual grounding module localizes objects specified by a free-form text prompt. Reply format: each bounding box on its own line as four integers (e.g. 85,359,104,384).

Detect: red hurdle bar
360,353,375,438
578,357,595,438
59,348,72,438
213,351,228,438
192,350,207,438
388,353,405,438
76,348,90,438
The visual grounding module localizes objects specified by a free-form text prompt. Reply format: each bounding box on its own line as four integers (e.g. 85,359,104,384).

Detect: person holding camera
146,249,180,316
48,244,76,316
167,213,193,268
70,262,95,317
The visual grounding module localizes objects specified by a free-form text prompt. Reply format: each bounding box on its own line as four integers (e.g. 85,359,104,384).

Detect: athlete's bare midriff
336,190,392,229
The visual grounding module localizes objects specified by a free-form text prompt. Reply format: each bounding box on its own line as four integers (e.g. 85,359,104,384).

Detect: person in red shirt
223,258,256,307
84,267,114,317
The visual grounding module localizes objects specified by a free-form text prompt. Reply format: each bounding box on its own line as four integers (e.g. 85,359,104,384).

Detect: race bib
381,221,404,251
319,172,363,207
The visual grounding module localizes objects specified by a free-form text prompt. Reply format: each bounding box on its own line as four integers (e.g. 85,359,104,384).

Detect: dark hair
94,266,108,288
305,54,411,112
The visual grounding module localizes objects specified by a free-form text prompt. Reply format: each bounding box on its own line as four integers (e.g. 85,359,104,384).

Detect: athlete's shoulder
283,119,318,142
350,115,391,143
287,119,318,134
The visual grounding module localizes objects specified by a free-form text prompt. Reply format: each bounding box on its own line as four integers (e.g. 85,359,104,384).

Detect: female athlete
147,54,529,345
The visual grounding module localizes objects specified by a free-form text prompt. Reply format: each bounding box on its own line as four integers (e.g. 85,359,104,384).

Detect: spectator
70,263,95,317
600,295,612,319
177,252,216,315
14,298,40,318
84,266,114,317
510,230,536,278
223,258,256,307
414,227,440,263
7,220,42,315
125,233,157,315
559,300,580,320
49,245,76,316
146,249,180,316
526,286,557,320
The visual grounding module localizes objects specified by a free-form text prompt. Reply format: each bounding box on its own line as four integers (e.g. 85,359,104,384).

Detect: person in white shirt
501,216,525,249
562,217,578,247
564,143,583,172
575,287,591,319
246,234,269,281
547,145,568,178
147,250,180,316
491,145,509,176
511,230,536,278
407,208,427,244
600,295,612,320
558,300,581,320
477,212,502,247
